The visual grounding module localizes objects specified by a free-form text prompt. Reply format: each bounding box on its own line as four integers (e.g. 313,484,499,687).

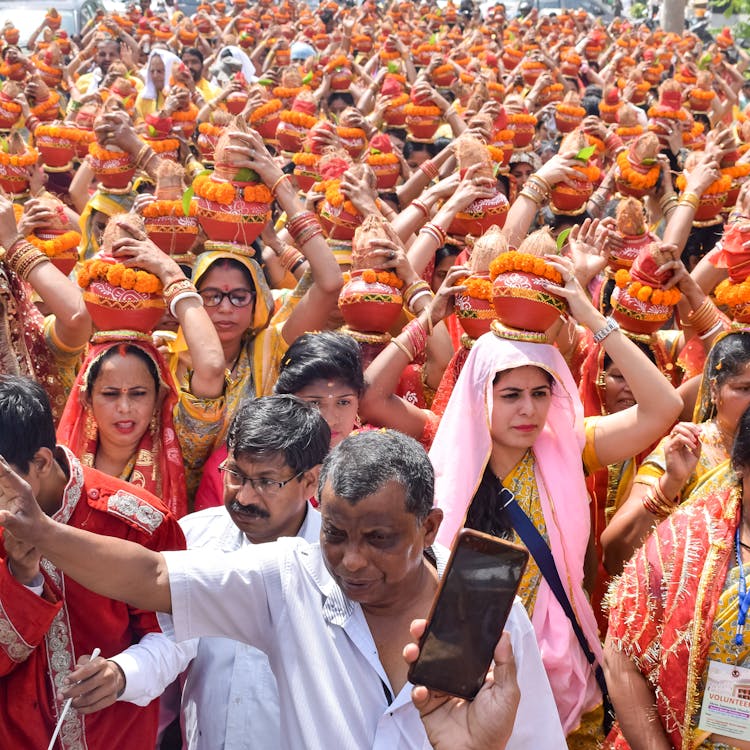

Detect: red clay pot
338,270,404,334
84,280,165,334
492,271,566,333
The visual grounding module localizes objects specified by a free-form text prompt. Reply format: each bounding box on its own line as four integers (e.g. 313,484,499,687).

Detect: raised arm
545,254,682,467
0,457,172,614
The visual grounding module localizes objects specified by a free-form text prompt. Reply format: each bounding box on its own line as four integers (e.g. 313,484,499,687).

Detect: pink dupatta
429,333,602,734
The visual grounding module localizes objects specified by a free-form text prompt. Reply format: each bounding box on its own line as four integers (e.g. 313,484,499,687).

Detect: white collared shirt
162,537,566,750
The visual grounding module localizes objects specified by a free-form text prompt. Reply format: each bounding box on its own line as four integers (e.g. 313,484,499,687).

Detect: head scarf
78,189,134,262
141,48,182,101
192,250,274,333
429,332,601,733
211,45,257,87
57,334,188,518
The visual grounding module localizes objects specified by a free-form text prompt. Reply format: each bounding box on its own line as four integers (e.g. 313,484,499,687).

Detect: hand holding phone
407,528,528,700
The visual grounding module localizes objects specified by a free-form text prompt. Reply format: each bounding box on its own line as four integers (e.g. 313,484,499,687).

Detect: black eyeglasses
199,288,255,308
218,460,303,496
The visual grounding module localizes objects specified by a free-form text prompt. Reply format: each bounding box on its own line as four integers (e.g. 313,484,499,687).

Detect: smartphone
408,527,529,700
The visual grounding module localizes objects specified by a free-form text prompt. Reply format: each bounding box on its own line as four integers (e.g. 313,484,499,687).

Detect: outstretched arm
0,457,172,614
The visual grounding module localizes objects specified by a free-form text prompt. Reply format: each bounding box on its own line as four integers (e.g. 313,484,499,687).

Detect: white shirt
162,537,566,750
170,504,321,750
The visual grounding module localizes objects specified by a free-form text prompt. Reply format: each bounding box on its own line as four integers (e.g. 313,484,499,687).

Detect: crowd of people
0,0,749,747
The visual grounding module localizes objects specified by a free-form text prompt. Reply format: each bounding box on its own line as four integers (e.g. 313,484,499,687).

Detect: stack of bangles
163,278,203,318
519,174,551,206
688,296,724,341
419,221,449,247
287,210,323,246
641,478,678,518
678,191,700,210
403,279,434,314
278,245,305,273
419,160,439,181
659,193,679,216
391,317,430,363
588,187,610,211
134,143,157,173
4,237,49,281
412,199,431,219
604,132,624,154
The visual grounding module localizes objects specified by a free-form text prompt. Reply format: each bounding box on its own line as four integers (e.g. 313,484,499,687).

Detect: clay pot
197,131,219,164
226,92,249,115
383,103,407,127
492,271,565,333
292,164,320,192
319,200,362,241
405,114,440,141
0,163,29,195
454,276,496,339
36,135,75,168
695,192,728,222
252,111,280,142
370,160,400,190
330,70,353,91
338,270,404,334
610,284,671,335
197,193,270,246
145,215,200,256
89,149,136,190
449,191,509,236
688,91,712,112
508,121,535,149
84,279,165,334
550,177,593,215
0,97,20,130
611,232,656,271
554,109,584,134
277,119,307,153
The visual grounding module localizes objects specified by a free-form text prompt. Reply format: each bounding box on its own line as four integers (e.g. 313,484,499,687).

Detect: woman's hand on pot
428,264,469,325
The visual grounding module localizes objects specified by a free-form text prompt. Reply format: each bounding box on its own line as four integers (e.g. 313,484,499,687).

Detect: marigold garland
77,259,163,295
676,172,732,195
323,179,357,215
616,125,644,137
572,163,601,182
0,147,39,167
273,86,305,100
89,143,131,162
142,137,180,153
379,49,401,61
488,252,563,284
463,275,493,300
557,103,586,117
0,97,22,114
142,199,198,217
361,268,404,289
243,184,273,203
249,99,282,123
36,123,94,143
325,55,350,73
689,88,714,101
616,150,660,189
171,103,199,122
647,104,688,121
508,112,537,125
337,126,366,140
715,277,750,308
723,164,750,180
385,93,410,109
614,268,681,305
26,230,81,257
198,122,224,137
292,152,320,166
404,103,442,117
599,100,622,114
30,92,61,118
279,110,318,128
192,173,272,205
366,152,399,165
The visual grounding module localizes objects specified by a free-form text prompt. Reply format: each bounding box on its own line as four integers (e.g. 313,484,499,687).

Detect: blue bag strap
498,487,613,729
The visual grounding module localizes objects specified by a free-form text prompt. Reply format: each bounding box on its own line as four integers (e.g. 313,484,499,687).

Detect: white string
48,648,100,750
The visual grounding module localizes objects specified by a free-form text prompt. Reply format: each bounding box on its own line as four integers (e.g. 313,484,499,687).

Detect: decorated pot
32,228,78,275
405,114,440,141
88,146,136,190
337,129,367,160
330,69,353,91
292,156,321,192
730,301,750,324
197,129,220,164
226,92,249,115
145,214,200,256
319,200,362,241
554,106,585,134
0,163,30,195
383,100,408,127
84,280,165,334
521,63,545,87
550,177,593,215
0,96,21,130
610,284,672,335
36,133,76,168
338,270,403,334
368,157,400,190
502,49,523,70
688,89,713,113
277,117,310,153
695,192,728,222
251,109,281,142
492,271,565,333
432,66,455,88
197,191,270,246
449,191,509,236
454,275,496,339
508,118,535,149
611,232,656,271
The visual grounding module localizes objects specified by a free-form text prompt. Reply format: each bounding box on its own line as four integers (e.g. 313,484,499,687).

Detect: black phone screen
408,529,528,700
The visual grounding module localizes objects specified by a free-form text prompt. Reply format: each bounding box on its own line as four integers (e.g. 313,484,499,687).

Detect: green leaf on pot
641,157,657,165
575,145,595,162
429,33,438,44
147,124,158,137
235,167,259,182
302,71,314,85
556,227,572,251
698,53,713,70
493,161,501,176
182,186,194,217
257,78,274,86
387,61,400,73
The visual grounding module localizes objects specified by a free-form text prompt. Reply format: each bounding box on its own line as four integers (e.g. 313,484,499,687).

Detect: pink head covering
429,332,601,734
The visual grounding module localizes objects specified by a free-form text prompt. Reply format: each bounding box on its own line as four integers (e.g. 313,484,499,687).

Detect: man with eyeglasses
0,427,564,749
138,394,329,748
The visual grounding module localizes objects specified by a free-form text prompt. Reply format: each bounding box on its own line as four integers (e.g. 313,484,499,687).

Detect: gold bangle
679,191,700,210
270,173,290,199
392,336,414,361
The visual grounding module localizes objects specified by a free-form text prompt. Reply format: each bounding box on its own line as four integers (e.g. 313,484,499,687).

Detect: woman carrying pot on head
429,254,683,745
135,48,182,120
604,404,750,750
169,128,343,447
59,217,226,516
603,330,750,575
